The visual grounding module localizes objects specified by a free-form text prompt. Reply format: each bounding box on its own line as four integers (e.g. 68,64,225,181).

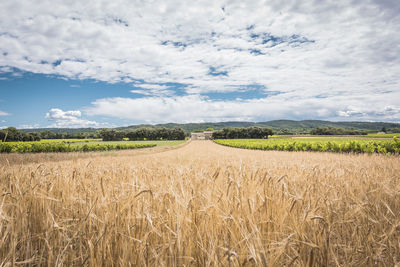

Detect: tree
278,128,293,135
126,127,186,141
0,127,41,142
212,127,273,139
0,130,6,142
40,130,57,139
3,127,21,141
310,127,367,135
99,129,124,141
170,127,186,140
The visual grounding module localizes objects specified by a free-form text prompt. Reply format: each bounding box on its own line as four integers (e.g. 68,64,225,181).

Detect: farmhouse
191,131,213,140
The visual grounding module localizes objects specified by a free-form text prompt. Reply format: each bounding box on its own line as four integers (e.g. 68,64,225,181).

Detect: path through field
1,141,400,266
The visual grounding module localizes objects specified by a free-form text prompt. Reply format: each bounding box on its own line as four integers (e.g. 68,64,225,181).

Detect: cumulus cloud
1,0,400,122
85,91,400,123
0,111,10,116
45,108,99,128
338,106,400,120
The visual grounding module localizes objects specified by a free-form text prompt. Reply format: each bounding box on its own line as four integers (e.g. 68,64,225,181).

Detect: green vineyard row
0,142,156,153
214,137,400,154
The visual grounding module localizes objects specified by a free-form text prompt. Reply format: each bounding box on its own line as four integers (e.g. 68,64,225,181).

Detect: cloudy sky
0,0,399,128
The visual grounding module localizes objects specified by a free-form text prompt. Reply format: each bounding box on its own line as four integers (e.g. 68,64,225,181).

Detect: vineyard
0,141,156,153
214,137,400,154
36,138,102,143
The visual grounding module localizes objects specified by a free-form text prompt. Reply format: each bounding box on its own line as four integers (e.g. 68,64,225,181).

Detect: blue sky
0,0,399,128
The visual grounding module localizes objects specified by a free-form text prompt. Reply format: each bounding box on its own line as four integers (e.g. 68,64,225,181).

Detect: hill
117,120,400,133
20,120,400,134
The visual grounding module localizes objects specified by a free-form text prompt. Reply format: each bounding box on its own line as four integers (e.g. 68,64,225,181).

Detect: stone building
191,131,213,140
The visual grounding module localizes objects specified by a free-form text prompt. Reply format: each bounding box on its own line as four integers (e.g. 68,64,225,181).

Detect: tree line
0,127,41,142
37,130,99,139
99,127,186,141
0,127,187,142
2,125,397,143
310,127,368,135
212,127,274,139
0,127,99,142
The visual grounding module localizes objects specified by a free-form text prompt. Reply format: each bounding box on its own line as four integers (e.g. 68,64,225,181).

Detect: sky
0,0,399,128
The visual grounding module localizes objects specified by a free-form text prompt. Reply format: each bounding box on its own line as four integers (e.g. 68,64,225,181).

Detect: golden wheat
1,141,399,266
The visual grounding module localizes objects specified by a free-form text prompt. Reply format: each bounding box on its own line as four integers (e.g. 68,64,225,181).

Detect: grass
0,141,399,265
366,133,400,138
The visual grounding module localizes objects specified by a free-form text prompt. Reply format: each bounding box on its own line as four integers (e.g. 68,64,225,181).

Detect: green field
214,137,400,154
40,138,103,143
365,133,400,138
71,140,186,146
269,133,399,139
0,142,156,153
0,139,187,153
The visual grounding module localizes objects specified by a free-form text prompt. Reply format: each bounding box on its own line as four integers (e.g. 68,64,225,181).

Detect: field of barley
1,140,399,266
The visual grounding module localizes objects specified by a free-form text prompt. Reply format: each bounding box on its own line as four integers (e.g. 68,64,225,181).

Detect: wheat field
1,141,399,266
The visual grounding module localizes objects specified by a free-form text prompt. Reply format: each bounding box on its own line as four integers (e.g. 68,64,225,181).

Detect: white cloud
338,106,400,120
0,111,10,116
131,83,176,96
136,84,171,90
85,92,400,124
45,108,99,128
130,89,153,96
1,0,400,122
18,123,40,129
46,109,81,119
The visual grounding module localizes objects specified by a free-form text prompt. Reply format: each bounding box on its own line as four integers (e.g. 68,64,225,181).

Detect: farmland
70,140,186,147
0,141,156,153
269,132,399,139
1,140,399,266
214,137,400,154
0,139,186,153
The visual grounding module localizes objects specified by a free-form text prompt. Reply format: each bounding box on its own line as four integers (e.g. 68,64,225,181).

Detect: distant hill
117,120,400,132
21,120,400,134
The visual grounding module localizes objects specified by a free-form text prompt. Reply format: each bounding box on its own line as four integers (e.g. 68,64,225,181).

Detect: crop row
40,138,103,143
0,142,156,153
214,137,400,154
0,139,103,144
